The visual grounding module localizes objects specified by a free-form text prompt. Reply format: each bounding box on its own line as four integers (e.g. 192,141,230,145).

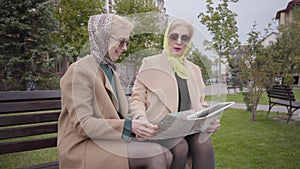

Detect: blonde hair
168,19,194,37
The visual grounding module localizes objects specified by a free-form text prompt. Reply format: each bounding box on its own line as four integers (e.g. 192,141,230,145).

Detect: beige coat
58,55,129,169
129,53,207,124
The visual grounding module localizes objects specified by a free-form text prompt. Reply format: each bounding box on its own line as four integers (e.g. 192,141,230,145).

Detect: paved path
204,84,300,121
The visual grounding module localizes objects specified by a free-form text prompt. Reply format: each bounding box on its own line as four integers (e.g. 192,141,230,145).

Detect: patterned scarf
88,14,117,70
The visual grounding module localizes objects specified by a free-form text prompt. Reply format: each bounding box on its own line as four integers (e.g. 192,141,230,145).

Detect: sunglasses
168,33,191,44
111,36,130,48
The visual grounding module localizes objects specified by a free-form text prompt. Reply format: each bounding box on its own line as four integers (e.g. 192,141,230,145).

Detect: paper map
149,102,235,140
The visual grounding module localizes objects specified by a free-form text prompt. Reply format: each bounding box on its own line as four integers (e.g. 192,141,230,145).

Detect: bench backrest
0,90,61,155
267,85,295,101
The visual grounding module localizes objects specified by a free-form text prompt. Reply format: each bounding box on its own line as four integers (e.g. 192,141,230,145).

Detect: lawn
1,108,299,169
0,147,58,168
212,109,300,169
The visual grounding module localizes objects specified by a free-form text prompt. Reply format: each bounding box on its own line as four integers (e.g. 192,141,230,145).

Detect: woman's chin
170,52,183,57
109,54,119,62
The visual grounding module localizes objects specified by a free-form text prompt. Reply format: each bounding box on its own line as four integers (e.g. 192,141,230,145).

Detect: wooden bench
0,90,61,169
267,84,300,123
227,85,239,93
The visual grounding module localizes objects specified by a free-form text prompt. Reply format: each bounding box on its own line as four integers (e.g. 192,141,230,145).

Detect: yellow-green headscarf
164,19,194,79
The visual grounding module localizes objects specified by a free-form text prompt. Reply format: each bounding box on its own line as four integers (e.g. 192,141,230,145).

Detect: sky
164,0,291,44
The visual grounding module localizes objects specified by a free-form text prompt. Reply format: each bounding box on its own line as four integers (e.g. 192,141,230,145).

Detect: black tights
128,141,173,169
128,133,215,169
167,133,215,169
170,138,188,169
186,133,215,169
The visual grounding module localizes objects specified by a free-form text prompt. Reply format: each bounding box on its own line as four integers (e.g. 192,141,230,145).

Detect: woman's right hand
131,120,159,141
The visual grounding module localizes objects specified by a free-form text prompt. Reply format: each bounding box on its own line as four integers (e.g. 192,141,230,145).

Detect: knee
189,134,214,153
199,138,213,151
171,139,189,157
165,150,173,169
148,150,173,169
146,143,168,157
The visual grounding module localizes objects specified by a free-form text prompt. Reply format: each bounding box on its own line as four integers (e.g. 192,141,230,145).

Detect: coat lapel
101,68,129,117
113,70,129,117
136,54,179,113
97,66,119,113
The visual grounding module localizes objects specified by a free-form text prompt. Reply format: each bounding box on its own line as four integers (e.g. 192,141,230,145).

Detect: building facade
275,0,300,85
276,0,300,25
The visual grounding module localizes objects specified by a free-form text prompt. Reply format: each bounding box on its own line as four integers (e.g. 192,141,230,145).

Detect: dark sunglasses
111,36,130,48
168,33,190,44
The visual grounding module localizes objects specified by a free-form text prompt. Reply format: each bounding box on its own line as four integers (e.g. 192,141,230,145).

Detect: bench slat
0,123,57,140
268,89,294,94
0,100,61,114
0,137,57,154
272,100,300,108
0,90,60,102
18,161,59,169
270,99,291,106
268,93,295,101
0,112,60,127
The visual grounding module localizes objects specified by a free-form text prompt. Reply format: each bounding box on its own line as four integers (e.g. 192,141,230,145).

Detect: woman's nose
175,38,182,44
120,44,128,51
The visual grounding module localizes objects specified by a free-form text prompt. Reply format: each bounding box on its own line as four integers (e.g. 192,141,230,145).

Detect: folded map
149,102,235,140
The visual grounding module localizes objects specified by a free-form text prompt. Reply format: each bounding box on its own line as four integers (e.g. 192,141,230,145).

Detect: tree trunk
252,94,261,121
252,104,257,121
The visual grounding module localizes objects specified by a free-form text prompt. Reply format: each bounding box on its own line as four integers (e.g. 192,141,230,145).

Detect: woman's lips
115,50,121,56
174,47,182,51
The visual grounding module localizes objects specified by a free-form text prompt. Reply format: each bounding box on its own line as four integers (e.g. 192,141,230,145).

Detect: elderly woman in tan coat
129,18,220,169
58,14,172,169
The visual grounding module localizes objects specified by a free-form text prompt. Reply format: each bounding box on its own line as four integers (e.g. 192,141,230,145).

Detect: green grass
206,88,300,105
0,148,58,169
1,109,299,169
0,133,58,168
212,109,300,169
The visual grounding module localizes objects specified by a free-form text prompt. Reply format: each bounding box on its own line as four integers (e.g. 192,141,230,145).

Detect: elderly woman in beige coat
129,19,220,169
58,14,172,169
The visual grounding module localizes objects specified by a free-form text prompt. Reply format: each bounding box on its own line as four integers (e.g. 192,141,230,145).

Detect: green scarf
163,19,192,79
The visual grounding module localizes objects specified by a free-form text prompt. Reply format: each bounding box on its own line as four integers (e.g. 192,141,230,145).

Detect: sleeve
60,62,126,140
128,76,148,120
128,59,150,121
121,119,132,141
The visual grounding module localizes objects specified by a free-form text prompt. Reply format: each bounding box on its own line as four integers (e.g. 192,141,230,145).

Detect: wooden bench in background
267,84,300,123
0,90,61,169
227,85,239,94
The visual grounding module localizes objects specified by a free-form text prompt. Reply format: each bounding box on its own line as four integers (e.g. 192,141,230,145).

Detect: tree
113,0,163,67
238,8,300,121
187,48,212,80
114,0,159,14
54,0,104,62
239,23,279,121
273,7,300,86
198,0,240,77
0,0,60,90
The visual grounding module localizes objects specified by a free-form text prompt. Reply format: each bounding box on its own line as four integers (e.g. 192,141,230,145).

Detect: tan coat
58,55,129,169
129,53,207,124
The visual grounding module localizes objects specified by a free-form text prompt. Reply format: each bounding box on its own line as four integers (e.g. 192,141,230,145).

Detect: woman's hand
131,120,159,141
206,119,220,134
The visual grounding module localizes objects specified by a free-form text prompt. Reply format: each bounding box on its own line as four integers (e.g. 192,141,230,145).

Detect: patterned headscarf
88,14,117,70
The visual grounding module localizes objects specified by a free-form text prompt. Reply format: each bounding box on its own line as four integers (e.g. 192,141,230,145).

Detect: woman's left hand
206,119,220,134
